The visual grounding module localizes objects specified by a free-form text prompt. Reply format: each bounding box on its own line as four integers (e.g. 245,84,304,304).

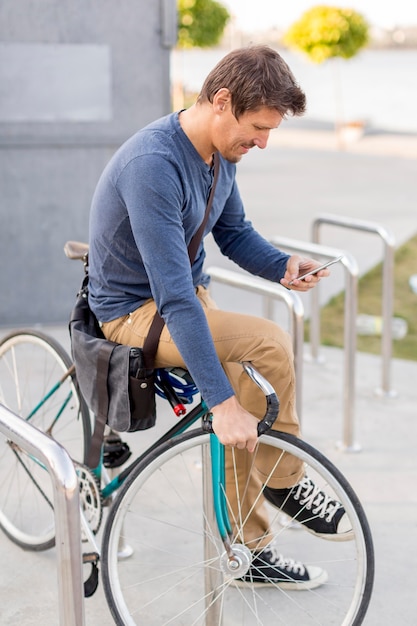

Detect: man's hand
210,395,259,453
280,255,330,292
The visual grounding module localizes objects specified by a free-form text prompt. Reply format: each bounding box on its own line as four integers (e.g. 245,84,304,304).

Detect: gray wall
0,0,176,325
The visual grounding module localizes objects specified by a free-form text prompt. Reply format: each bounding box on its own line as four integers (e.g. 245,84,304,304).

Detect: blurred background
1,0,416,334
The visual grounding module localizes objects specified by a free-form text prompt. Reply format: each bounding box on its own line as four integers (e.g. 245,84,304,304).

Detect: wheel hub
220,544,252,579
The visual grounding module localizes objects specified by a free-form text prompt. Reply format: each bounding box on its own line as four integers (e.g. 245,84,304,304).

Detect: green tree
283,5,369,64
173,0,230,110
178,0,230,49
283,5,369,146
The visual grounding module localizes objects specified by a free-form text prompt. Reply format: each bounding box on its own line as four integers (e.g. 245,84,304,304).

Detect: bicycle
0,241,374,625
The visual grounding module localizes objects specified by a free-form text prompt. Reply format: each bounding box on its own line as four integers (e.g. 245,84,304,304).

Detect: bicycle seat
64,240,89,260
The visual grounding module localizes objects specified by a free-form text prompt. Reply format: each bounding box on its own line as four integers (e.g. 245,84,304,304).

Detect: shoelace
293,476,342,522
258,546,306,575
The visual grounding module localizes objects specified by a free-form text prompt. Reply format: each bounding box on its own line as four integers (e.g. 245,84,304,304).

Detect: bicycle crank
74,462,103,536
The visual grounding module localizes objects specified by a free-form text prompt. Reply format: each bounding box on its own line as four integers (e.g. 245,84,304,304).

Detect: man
88,45,351,589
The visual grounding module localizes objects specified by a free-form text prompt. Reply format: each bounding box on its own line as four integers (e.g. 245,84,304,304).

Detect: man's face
214,105,283,163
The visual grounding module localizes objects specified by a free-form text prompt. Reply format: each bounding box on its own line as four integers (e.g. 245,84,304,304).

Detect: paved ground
0,126,416,624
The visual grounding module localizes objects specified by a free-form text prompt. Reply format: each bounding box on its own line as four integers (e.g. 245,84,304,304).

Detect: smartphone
289,255,344,285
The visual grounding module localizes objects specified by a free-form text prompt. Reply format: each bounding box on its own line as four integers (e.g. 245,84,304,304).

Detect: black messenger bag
70,278,157,434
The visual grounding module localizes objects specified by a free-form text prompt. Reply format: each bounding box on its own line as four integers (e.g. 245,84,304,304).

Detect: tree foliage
283,5,369,64
177,0,230,49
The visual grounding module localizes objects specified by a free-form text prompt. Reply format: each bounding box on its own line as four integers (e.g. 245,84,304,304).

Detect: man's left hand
280,255,330,292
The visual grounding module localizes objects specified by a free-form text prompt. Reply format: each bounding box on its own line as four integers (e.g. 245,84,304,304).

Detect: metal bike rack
268,237,360,452
0,404,85,626
312,214,397,397
206,266,305,419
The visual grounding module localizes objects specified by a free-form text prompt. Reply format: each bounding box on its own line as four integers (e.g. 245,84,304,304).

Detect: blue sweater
89,112,290,409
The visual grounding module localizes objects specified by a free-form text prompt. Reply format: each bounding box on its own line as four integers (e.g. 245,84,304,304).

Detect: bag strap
142,152,220,368
187,152,220,265
88,341,115,468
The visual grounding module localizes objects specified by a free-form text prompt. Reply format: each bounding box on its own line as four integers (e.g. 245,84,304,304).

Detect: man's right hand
210,395,259,453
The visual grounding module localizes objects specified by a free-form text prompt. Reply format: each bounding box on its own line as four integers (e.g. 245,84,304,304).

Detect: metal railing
0,404,85,626
269,237,360,452
207,266,305,419
312,214,396,397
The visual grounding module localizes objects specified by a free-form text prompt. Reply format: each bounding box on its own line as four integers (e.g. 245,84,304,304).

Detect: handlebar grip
257,392,280,436
202,361,280,437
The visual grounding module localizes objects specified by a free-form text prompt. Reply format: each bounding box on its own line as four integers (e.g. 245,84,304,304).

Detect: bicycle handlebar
203,361,279,437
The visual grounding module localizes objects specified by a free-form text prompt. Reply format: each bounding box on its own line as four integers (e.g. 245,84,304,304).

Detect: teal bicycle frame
24,361,277,559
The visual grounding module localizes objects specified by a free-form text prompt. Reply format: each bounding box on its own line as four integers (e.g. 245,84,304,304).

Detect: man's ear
212,88,231,113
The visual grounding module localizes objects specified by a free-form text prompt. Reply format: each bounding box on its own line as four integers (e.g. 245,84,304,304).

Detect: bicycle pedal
103,437,132,468
83,552,100,598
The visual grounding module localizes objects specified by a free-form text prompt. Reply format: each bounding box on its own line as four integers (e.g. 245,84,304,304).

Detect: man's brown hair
197,45,306,119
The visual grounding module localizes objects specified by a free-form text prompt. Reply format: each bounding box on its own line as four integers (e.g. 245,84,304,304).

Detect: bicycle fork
203,360,278,558
203,433,253,616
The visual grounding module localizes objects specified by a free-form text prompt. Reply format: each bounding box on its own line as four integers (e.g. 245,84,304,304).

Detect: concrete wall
0,0,176,325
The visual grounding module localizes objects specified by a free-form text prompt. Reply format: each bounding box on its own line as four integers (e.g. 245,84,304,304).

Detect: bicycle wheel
0,329,91,550
101,429,374,626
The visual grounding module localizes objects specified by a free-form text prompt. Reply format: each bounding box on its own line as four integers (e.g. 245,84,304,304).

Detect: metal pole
269,236,355,360
380,236,396,396
206,266,305,419
269,236,360,451
202,442,222,625
312,214,396,396
342,263,360,451
0,404,85,626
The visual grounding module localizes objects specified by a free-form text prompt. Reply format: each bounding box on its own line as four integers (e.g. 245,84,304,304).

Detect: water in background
171,47,417,135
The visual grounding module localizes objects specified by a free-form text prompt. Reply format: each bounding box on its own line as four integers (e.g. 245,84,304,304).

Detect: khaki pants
101,286,304,547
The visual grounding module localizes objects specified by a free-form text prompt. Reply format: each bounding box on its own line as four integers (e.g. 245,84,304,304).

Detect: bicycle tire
0,329,91,550
101,428,374,625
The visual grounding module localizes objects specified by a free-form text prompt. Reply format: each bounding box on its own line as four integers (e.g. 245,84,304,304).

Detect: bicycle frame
22,366,235,556
101,400,209,500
